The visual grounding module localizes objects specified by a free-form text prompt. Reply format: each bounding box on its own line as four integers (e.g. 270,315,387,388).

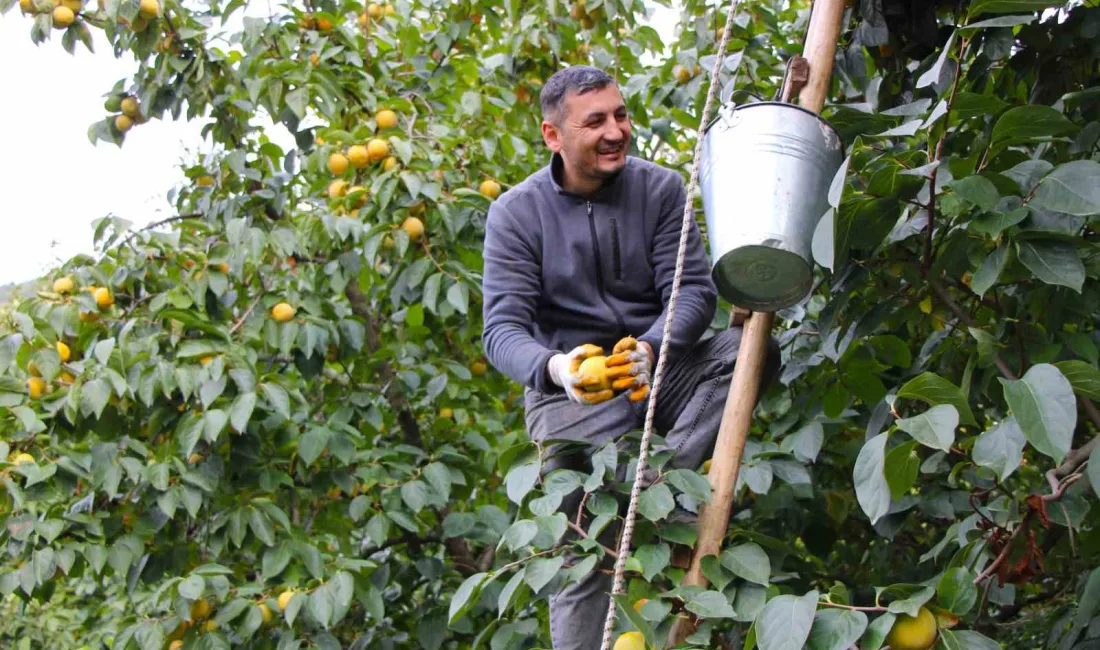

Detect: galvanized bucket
699,101,844,311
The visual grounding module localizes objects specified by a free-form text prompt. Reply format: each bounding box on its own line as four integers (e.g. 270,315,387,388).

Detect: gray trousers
523,327,780,650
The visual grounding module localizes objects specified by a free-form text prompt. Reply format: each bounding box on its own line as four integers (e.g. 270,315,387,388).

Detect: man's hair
540,65,616,124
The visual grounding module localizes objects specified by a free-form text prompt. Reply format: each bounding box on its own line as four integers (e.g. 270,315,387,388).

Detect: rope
597,1,745,648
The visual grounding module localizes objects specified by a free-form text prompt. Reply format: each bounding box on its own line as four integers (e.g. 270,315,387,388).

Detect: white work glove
605,336,653,403
547,343,615,405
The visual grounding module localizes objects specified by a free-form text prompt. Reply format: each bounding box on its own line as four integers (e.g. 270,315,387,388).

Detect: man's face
543,84,632,183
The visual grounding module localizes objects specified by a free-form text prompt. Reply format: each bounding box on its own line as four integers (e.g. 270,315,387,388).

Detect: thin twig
120,213,203,248
974,513,1030,585
976,574,994,620
420,240,458,280
567,521,619,560
229,291,265,335
361,533,442,556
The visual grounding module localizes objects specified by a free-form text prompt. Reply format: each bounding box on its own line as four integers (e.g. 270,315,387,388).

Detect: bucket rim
702,100,844,146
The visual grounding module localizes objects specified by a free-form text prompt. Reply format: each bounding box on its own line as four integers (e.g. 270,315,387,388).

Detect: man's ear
541,120,562,153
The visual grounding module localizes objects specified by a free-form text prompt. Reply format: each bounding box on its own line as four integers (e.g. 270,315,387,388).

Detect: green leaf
262,544,291,579
80,378,111,420
970,0,1070,18
497,568,526,618
949,176,1000,212
285,87,308,120
1030,160,1100,216
807,608,868,650
179,575,205,599
443,512,475,538
1075,566,1100,629
524,556,564,593
635,543,670,581
686,590,737,619
612,593,661,647
1053,361,1100,400
884,440,921,500
701,555,735,592
971,207,1028,238
298,426,330,466
499,520,538,552
229,392,256,433
853,433,891,525
734,584,768,623
720,542,771,586
504,461,540,505
755,590,818,650
424,462,451,500
860,613,896,650
991,105,1077,145
952,92,1009,120
897,373,977,426
781,422,824,464
637,483,675,521
133,622,165,650
937,567,978,615
1002,363,1076,463
260,383,291,420
973,416,1026,482
400,480,429,513
249,508,275,546
446,282,469,314
665,469,712,504
881,584,935,616
961,14,1037,29
1016,240,1085,292
448,572,490,626
868,335,912,369
971,245,1009,298
896,404,958,452
308,585,334,629
937,629,1003,650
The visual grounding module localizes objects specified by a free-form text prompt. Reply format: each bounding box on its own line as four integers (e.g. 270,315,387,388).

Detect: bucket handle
716,89,765,129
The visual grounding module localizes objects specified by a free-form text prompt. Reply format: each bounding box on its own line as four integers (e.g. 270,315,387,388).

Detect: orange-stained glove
547,343,616,405
605,336,652,402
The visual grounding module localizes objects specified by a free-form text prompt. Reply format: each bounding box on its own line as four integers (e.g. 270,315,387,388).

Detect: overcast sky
0,5,676,287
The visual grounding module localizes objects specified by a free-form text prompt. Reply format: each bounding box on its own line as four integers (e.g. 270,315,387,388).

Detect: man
480,65,779,650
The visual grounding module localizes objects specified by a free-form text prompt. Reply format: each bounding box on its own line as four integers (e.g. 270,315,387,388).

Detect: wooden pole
666,0,847,645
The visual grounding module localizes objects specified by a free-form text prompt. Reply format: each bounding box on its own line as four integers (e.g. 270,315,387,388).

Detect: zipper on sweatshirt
587,201,626,336
610,217,622,281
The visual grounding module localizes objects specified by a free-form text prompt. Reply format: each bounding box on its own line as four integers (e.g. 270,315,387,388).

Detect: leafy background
1,0,1100,648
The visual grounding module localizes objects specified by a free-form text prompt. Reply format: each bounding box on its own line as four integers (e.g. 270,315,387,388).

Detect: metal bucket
699,101,844,311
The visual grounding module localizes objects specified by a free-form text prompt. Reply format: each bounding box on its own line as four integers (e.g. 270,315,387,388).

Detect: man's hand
547,344,616,405
606,336,653,402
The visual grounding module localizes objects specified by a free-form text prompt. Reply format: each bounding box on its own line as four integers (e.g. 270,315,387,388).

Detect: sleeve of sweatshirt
637,173,718,365
481,199,559,393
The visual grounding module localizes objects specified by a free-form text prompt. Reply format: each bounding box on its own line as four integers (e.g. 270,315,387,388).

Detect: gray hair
540,65,616,124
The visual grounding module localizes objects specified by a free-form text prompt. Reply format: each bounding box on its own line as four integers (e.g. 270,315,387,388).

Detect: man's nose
602,120,624,142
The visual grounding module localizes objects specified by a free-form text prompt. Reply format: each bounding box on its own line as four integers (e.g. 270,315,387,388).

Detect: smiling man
481,65,777,649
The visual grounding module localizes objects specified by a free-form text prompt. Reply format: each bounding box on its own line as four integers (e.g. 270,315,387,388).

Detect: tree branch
361,532,442,556
120,213,203,248
974,513,1030,585
229,291,264,335
566,521,618,560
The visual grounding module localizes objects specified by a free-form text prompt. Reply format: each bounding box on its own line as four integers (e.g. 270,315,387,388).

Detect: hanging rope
597,1,746,648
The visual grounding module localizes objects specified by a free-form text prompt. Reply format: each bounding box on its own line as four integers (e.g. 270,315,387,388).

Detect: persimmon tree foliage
2,0,1100,648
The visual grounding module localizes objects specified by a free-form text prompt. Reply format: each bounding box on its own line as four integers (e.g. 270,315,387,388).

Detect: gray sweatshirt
481,152,718,394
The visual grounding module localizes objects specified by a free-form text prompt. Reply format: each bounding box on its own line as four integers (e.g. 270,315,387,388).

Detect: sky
0,3,677,287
